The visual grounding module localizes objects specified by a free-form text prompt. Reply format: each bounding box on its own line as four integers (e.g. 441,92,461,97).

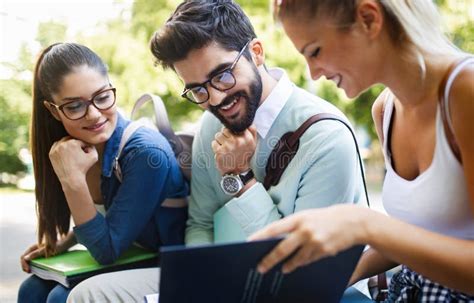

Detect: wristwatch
220,169,255,196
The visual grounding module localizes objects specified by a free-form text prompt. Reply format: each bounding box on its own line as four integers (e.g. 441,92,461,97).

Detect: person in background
251,0,474,301
18,42,188,303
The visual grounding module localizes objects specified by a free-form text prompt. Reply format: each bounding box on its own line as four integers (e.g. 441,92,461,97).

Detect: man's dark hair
150,0,257,69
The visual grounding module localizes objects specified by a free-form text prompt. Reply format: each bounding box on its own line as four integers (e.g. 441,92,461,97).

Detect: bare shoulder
449,62,474,102
449,60,474,214
372,88,392,144
449,62,474,147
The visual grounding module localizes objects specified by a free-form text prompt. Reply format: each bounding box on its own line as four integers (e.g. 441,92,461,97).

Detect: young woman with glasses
17,43,189,303
251,0,474,301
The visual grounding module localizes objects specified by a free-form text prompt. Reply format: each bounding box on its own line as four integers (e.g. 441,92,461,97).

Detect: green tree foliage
77,15,200,129
126,0,306,128
0,1,473,175
37,21,67,48
0,21,66,175
453,22,474,53
0,80,30,174
131,0,472,141
131,0,182,41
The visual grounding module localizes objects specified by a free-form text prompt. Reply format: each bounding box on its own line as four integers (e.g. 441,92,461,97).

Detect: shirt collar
102,112,129,178
254,68,294,139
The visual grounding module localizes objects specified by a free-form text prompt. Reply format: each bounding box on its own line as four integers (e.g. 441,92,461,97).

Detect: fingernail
257,265,266,274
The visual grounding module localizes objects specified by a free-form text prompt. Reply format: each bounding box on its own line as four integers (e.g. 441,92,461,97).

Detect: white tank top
381,58,474,240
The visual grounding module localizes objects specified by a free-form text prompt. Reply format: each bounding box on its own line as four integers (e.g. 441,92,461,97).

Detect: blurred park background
0,0,473,302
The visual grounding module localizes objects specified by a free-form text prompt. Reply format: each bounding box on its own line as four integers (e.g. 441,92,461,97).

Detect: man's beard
209,68,263,134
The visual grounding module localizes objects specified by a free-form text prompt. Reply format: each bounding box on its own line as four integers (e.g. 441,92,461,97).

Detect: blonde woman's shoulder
448,59,474,161
372,88,393,145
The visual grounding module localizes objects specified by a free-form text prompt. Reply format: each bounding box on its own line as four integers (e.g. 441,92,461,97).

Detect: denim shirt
73,113,189,264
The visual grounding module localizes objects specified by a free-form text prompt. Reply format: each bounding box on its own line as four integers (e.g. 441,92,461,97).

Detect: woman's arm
367,209,474,294
346,88,397,284
250,66,474,294
449,64,474,217
250,205,474,295
20,231,77,272
56,230,77,252
49,137,98,226
73,145,186,264
348,247,398,286
62,181,97,225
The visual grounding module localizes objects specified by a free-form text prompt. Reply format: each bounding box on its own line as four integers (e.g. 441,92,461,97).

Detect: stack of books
29,245,158,288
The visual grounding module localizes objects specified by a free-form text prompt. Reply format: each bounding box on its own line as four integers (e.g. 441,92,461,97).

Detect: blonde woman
251,0,474,301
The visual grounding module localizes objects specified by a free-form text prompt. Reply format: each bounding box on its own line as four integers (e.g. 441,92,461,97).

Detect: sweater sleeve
216,120,363,239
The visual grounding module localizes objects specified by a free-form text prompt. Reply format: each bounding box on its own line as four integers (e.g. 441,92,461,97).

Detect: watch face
221,175,242,195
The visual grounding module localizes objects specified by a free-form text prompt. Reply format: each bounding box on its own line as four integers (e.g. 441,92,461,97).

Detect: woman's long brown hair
31,43,107,256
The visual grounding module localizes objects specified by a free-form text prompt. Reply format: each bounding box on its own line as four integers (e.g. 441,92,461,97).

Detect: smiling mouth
327,75,342,88
216,93,244,119
84,120,107,130
220,96,239,111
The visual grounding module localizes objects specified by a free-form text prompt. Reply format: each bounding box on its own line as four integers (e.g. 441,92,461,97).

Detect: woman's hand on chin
49,136,98,188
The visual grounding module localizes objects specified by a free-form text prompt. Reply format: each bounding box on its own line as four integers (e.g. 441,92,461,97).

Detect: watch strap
239,169,254,185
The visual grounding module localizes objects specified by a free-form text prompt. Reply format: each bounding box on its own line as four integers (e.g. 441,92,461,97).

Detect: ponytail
31,43,107,256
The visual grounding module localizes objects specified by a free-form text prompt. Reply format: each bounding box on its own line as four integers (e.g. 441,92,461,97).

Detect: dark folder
159,238,364,303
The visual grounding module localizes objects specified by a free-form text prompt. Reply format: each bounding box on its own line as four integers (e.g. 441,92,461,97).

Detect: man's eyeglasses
48,87,116,120
181,41,251,104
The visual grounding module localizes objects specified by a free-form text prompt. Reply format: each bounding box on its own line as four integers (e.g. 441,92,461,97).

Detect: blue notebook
159,238,364,303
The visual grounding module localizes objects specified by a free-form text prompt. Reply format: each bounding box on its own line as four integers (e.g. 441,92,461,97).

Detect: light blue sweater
186,86,366,245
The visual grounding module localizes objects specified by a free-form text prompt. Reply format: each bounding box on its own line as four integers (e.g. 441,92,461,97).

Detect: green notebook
30,245,158,288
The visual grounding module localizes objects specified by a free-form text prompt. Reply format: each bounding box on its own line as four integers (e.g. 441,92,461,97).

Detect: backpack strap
438,57,473,164
263,113,370,207
131,93,183,154
113,121,147,182
112,119,188,208
131,93,193,181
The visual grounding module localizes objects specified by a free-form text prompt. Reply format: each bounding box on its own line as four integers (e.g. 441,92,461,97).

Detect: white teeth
331,75,342,87
221,99,238,110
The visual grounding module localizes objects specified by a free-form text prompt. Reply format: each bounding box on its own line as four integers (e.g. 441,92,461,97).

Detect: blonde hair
380,0,460,74
273,0,461,75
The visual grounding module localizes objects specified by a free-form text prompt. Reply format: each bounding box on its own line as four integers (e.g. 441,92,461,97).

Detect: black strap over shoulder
263,113,370,207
